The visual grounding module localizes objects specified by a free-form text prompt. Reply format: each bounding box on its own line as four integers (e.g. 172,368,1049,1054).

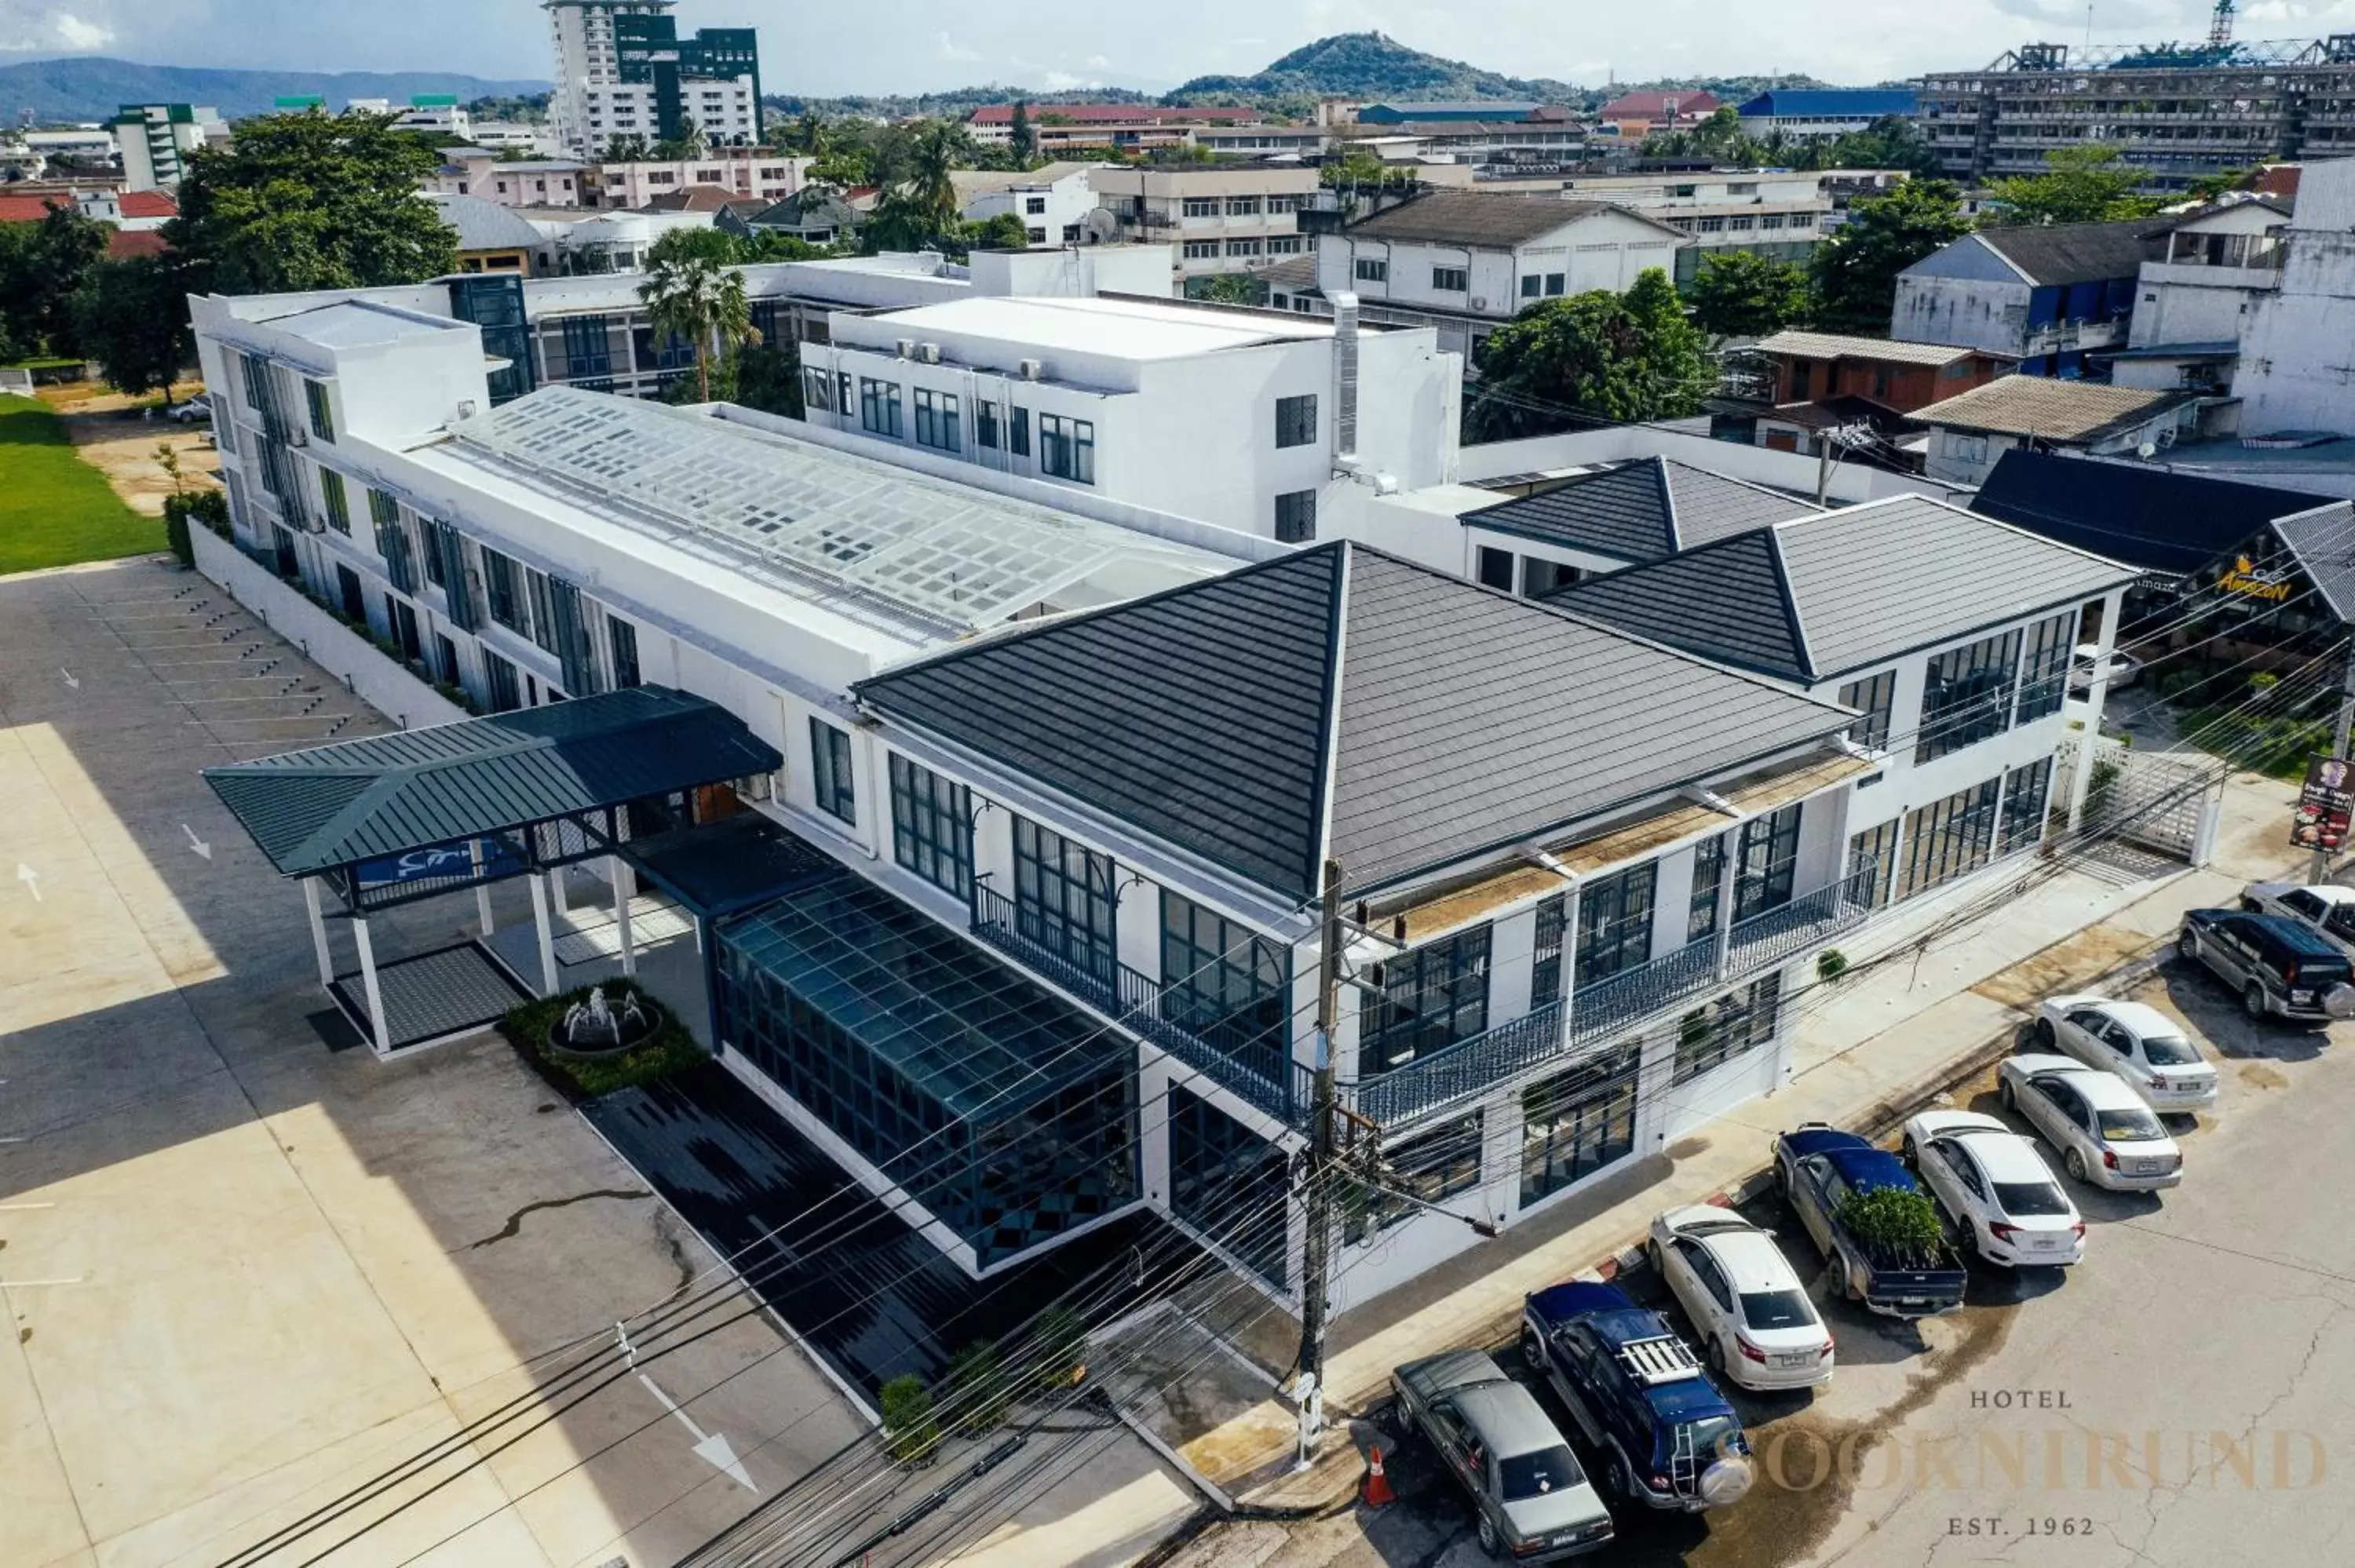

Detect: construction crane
2209,0,2235,46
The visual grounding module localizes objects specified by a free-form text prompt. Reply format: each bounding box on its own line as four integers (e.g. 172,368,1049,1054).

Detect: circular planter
546,997,663,1060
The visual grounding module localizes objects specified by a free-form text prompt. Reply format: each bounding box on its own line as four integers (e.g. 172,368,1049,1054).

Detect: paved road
1159,961,2355,1568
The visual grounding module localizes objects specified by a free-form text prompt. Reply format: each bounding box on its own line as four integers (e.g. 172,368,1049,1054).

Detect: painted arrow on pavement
16,863,40,903
639,1373,758,1493
58,668,78,691
181,824,212,860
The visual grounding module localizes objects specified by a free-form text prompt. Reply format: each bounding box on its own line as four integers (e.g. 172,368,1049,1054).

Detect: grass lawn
0,393,166,574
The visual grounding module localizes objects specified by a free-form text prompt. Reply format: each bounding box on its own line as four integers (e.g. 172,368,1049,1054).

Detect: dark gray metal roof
1462,457,1817,563
1971,448,2324,577
856,543,1853,903
2273,505,2355,622
1343,192,1660,248
203,686,784,877
1561,496,2143,683
1972,218,2173,286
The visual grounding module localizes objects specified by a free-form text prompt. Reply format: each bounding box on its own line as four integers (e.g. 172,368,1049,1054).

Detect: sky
8,0,2355,96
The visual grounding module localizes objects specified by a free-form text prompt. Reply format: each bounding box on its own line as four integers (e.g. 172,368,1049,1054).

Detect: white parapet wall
192,527,470,731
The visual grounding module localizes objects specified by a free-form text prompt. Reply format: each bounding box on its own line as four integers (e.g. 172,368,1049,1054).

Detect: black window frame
480,546,525,634
1431,264,1469,293
1917,629,2025,763
1733,803,1802,924
1354,257,1388,283
810,717,857,824
1575,862,1656,987
303,377,334,443
1274,393,1318,449
1520,1046,1639,1205
1273,489,1316,544
1013,814,1119,986
1897,776,2002,902
1038,414,1094,483
1363,924,1493,1075
975,399,1001,449
859,376,903,438
1673,972,1783,1085
608,615,642,689
1999,756,2053,855
1344,1111,1483,1245
1837,669,1896,753
1849,818,1900,909
912,387,962,453
319,467,350,534
1160,889,1291,1083
1688,833,1728,942
1531,893,1568,1009
2015,610,2079,724
1009,406,1031,458
888,753,973,900
1477,546,1515,591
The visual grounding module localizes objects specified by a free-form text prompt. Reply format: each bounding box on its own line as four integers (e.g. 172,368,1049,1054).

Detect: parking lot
1162,958,2355,1568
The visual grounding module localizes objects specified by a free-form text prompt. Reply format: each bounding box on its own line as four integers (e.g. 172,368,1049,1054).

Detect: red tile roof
0,193,68,222
106,228,169,258
1599,90,1721,120
119,190,179,219
968,103,1261,125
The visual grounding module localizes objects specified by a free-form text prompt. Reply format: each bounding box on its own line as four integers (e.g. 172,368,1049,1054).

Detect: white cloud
53,13,114,49
1042,70,1104,91
933,31,982,63
1085,53,1111,67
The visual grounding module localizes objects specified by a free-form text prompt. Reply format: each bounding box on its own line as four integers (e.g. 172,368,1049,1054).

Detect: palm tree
904,119,968,238
638,253,760,403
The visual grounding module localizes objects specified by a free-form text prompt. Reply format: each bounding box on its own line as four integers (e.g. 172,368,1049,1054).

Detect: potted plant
1835,1186,1946,1267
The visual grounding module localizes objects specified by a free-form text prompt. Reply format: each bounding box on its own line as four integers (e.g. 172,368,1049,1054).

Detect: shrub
163,488,230,558
1030,1306,1089,1394
496,979,704,1101
1836,1185,1946,1265
1816,948,1849,983
880,1374,940,1466
944,1340,1012,1436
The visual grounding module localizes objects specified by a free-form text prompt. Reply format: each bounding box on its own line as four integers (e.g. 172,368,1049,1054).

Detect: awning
203,686,783,878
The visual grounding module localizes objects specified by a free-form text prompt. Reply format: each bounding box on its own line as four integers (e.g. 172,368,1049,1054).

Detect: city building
431,151,595,208
800,293,1458,542
1312,191,1688,356
594,151,809,210
1338,120,1587,176
1916,35,2355,191
546,0,762,159
468,121,566,158
1457,457,1820,594
2107,195,2292,392
1893,217,2172,375
1733,88,1919,138
1731,330,2016,454
1479,168,1860,286
108,103,227,191
1909,376,2213,484
1090,163,1320,285
350,95,473,139
425,193,555,275
965,103,1265,151
1595,89,1721,140
1353,100,1546,125
2233,159,2355,436
951,162,1103,246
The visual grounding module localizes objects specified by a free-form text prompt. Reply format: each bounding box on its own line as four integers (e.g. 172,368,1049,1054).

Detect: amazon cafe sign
2218,555,2296,603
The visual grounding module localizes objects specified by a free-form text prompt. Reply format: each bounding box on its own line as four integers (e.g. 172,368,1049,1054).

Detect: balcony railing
970,884,1298,1124
1346,1002,1565,1127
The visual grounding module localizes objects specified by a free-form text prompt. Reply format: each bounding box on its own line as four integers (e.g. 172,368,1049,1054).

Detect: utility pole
1295,855,1345,1469
1815,430,1835,508
2311,647,2355,884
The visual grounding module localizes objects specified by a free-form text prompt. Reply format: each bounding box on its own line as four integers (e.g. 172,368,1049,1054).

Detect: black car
2177,908,2355,1023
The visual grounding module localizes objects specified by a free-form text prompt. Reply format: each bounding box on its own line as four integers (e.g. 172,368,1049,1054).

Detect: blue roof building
1356,100,1542,124
1736,89,1918,135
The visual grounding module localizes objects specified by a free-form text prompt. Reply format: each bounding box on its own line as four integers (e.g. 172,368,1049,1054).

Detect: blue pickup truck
1520,1281,1755,1512
1773,1125,1968,1318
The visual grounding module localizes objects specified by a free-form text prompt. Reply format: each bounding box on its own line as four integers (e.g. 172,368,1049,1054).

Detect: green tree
638,251,758,402
0,201,110,357
1010,100,1035,162
1465,268,1714,440
644,226,743,268
1809,178,1971,336
2184,165,2257,203
652,115,710,161
964,212,1030,252
903,119,969,236
72,256,194,399
728,341,805,418
1687,250,1812,338
604,133,653,162
166,111,457,295
1192,273,1266,306
1984,145,2164,227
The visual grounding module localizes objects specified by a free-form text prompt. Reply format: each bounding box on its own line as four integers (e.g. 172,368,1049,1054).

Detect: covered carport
201,685,783,1056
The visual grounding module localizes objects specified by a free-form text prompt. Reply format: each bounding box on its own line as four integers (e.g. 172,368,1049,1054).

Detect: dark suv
2178,908,2355,1023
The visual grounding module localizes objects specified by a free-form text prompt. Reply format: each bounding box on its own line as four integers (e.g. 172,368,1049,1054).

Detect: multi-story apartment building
966,103,1268,152
1090,164,1320,285
1734,88,1919,138
1312,191,1689,356
801,293,1459,542
594,151,809,209
431,150,595,208
546,0,762,159
1893,217,2173,375
108,103,226,191
1917,35,2355,191
2234,159,2355,435
951,163,1101,246
1480,169,1864,285
2107,195,2293,392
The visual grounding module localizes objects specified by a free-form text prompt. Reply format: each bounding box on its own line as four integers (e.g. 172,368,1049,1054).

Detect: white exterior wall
2236,162,2355,438
960,171,1097,246
596,155,809,209
1317,207,1686,325
1893,272,2032,356
2128,261,2276,351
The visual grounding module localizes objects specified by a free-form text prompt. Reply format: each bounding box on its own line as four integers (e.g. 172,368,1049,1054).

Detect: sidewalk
1152,768,2304,1512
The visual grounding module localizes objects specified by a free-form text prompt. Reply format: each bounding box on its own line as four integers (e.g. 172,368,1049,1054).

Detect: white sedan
1647,1205,1835,1391
2031,995,2219,1113
2068,644,2142,694
1999,1054,2183,1191
2242,881,2355,958
1900,1110,2085,1267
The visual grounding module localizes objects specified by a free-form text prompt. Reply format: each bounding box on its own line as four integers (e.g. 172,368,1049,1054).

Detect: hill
0,57,550,124
1168,32,1575,106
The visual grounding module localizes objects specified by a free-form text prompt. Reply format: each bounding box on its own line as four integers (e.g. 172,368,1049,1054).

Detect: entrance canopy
202,686,783,910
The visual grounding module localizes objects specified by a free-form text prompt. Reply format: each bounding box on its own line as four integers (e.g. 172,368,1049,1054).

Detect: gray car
1390,1349,1616,1560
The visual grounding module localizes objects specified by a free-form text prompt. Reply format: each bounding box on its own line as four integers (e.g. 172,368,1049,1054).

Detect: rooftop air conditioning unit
919,343,940,365
896,337,916,359
1018,358,1044,381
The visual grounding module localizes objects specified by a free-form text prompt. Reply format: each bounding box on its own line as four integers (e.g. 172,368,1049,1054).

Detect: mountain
0,57,550,124
1168,33,1576,107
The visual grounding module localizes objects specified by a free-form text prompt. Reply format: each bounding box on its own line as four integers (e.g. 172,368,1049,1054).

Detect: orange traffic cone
1362,1444,1397,1508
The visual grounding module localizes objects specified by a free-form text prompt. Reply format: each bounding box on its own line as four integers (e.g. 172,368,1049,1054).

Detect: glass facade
1344,1111,1482,1245
2015,612,2078,724
1837,670,1896,753
1898,777,2002,902
1674,972,1783,1085
1575,862,1656,986
1849,818,1900,909
1688,835,1727,941
714,873,1138,1267
1917,629,2025,763
1363,924,1492,1075
810,718,856,823
1520,1046,1640,1206
1160,891,1291,1085
1168,1085,1289,1289
1013,815,1118,986
1734,803,1802,923
1531,894,1568,1009
2000,757,2054,855
889,753,973,900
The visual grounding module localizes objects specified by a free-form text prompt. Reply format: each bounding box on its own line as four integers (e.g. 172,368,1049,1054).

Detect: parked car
1998,1053,2183,1191
1900,1110,2085,1267
1520,1281,1754,1511
166,393,211,424
2241,881,2355,958
2177,907,2355,1023
1646,1205,1835,1391
2068,644,2143,694
1390,1348,1615,1561
2031,994,2218,1113
1772,1125,1968,1318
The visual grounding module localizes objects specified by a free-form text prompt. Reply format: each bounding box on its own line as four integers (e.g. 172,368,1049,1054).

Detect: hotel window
1183,239,1221,259
810,718,857,824
1897,776,2001,902
1838,670,1896,752
1674,972,1782,1085
1521,275,1541,297
974,399,1001,449
1039,414,1094,483
1999,757,2053,855
1226,195,1261,216
1354,257,1388,283
859,377,902,438
912,388,961,453
1432,265,1469,292
1345,1113,1483,1244
1520,1045,1638,1205
1009,406,1031,457
2015,611,2079,724
889,753,973,900
480,547,524,634
1734,803,1802,923
319,468,350,534
1575,862,1656,986
1531,893,1568,1008
303,378,334,443
1273,489,1316,544
1274,393,1318,449
1363,924,1492,1075
1916,628,2024,763
1477,546,1516,591
1688,833,1728,942
1013,815,1119,985
1161,891,1291,1082
608,616,642,689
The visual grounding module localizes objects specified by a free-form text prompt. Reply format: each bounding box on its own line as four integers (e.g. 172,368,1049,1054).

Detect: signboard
2220,555,2295,603
2292,758,2353,852
356,836,524,891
